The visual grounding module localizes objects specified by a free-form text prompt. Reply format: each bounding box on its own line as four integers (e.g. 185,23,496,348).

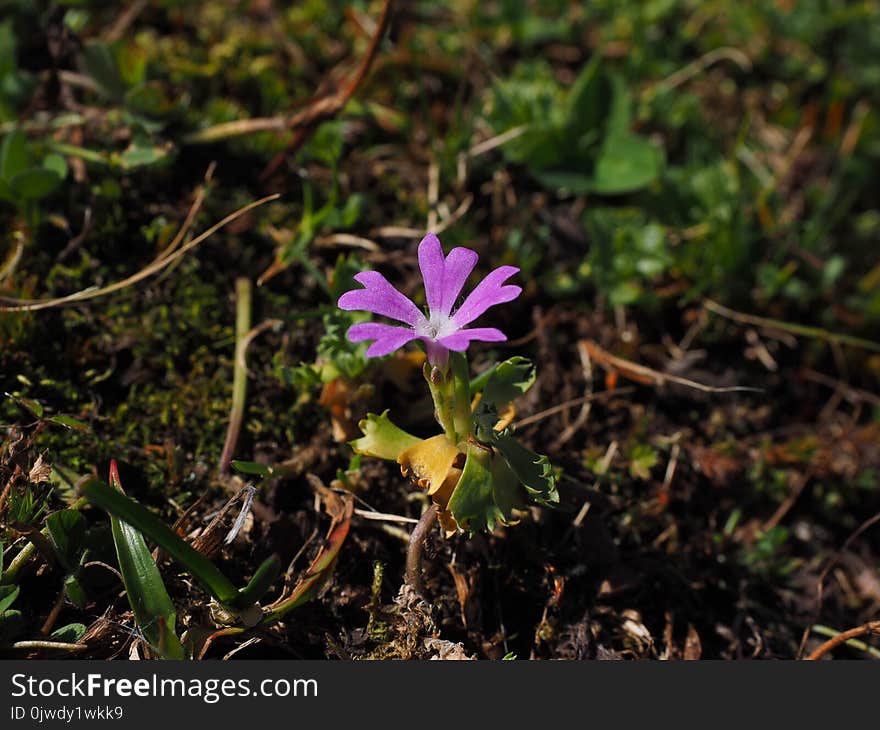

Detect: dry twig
804,621,880,661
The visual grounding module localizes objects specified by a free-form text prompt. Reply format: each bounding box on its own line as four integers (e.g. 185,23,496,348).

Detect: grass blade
108,461,185,660
77,476,240,606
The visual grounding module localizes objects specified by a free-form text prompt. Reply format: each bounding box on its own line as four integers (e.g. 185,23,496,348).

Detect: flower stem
405,504,438,597
449,352,472,444
219,277,252,474
425,364,457,442
424,353,473,447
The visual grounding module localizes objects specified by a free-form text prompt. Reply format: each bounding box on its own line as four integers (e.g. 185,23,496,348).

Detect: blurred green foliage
487,57,663,195
0,128,67,225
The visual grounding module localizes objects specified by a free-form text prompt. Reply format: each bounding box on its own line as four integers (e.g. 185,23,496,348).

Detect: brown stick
405,504,438,597
796,509,880,658
703,298,880,353
182,1,393,153
762,471,811,533
582,340,761,394
0,191,278,312
259,0,394,179
804,621,880,661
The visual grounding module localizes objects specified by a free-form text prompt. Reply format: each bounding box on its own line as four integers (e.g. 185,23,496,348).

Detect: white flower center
415,312,458,341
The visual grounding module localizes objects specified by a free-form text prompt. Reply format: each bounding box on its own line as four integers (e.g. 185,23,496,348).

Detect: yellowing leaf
398,434,460,497
350,411,420,461
398,434,464,534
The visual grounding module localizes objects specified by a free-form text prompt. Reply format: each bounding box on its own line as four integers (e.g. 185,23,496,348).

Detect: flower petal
439,246,478,316
347,322,419,358
338,271,425,326
417,233,445,314
451,265,521,327
436,327,507,352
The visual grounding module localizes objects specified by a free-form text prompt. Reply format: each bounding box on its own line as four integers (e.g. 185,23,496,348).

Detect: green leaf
42,153,68,180
350,411,421,461
627,443,659,480
592,132,662,195
64,574,88,609
0,19,17,78
486,60,568,169
0,178,15,203
80,41,127,100
609,280,642,306
605,73,633,137
0,129,28,180
532,168,595,194
51,623,86,643
490,456,527,521
8,394,43,418
124,82,179,118
480,357,536,408
9,167,61,201
565,53,606,134
495,435,559,505
119,144,169,169
446,444,520,533
236,555,281,608
0,609,24,642
114,41,147,88
77,477,241,607
108,464,185,659
0,584,19,614
230,460,273,477
47,415,90,432
46,509,87,569
447,445,495,532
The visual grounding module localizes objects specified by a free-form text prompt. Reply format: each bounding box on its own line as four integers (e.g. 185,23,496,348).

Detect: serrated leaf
0,128,27,180
495,435,559,505
490,456,527,521
9,167,61,200
445,444,522,534
480,357,536,408
472,400,503,444
350,411,421,461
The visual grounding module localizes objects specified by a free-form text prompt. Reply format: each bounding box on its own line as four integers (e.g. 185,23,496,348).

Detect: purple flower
338,233,521,365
